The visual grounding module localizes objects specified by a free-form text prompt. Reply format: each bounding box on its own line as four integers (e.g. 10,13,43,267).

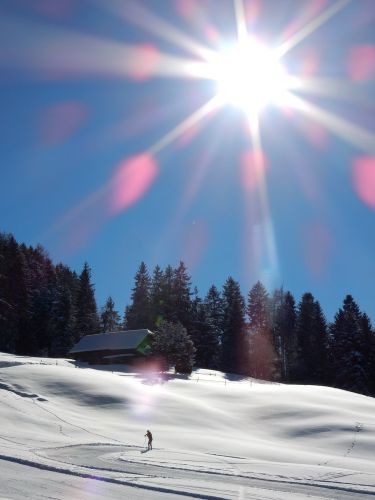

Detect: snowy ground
0,352,375,499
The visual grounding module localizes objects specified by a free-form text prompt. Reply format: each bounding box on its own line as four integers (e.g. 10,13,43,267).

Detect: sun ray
94,0,215,62
277,0,351,57
44,96,220,251
151,121,227,266
233,0,248,44
0,13,206,80
149,96,221,156
245,115,279,287
287,93,375,154
293,77,373,105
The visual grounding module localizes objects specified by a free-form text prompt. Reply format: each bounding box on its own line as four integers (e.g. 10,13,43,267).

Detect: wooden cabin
69,329,153,364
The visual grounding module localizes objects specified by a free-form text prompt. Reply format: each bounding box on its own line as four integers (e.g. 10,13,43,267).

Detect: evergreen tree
221,277,247,374
331,295,369,394
54,264,80,352
159,265,175,323
204,285,224,345
360,314,375,393
49,277,75,357
247,281,279,380
271,290,297,381
0,235,33,354
150,265,165,328
75,262,100,340
172,261,192,330
294,292,315,381
190,288,220,368
24,244,56,354
294,293,328,383
0,233,20,353
312,300,328,383
100,296,121,332
124,262,151,329
152,321,196,374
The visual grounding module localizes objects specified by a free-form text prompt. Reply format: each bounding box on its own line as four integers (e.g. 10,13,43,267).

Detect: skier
145,429,153,450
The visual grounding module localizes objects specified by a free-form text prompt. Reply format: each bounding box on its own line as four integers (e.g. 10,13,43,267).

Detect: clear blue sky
1,0,375,322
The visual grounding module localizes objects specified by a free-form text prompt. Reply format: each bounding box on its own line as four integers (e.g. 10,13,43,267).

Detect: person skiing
145,429,153,450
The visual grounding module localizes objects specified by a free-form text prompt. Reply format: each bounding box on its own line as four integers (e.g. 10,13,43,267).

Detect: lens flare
39,101,87,146
352,157,375,210
110,154,158,214
347,45,375,82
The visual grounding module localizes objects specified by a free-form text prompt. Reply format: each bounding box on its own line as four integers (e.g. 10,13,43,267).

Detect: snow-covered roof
69,329,153,354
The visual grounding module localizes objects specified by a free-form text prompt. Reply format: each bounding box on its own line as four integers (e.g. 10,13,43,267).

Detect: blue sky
1,0,375,322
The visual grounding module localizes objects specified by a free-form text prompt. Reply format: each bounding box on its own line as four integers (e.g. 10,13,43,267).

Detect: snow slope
0,352,375,499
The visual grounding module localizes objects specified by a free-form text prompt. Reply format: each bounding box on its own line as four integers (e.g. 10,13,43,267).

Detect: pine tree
75,262,100,340
204,285,224,343
24,244,56,355
359,313,374,392
190,288,220,368
312,300,328,383
270,289,297,381
360,314,375,393
221,277,247,374
100,296,121,332
150,265,165,328
203,285,224,367
294,293,328,383
331,295,369,394
49,277,75,357
247,281,279,380
295,292,314,381
0,233,20,353
172,261,192,330
152,321,196,374
0,235,34,354
159,265,175,323
124,262,151,329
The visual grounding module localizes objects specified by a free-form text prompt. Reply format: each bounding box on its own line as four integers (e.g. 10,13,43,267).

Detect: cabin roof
69,329,153,354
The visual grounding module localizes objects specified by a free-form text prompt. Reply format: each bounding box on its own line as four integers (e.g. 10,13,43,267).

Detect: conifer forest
1,232,374,396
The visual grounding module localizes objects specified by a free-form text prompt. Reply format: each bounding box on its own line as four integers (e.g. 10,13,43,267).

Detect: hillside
0,352,374,499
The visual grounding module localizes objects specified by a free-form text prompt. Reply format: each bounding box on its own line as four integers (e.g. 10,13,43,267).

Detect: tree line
0,232,374,396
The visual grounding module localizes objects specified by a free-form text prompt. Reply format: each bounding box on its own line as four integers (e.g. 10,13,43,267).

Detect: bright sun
212,38,291,114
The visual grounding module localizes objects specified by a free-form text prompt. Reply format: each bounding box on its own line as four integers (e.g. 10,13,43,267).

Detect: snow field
0,352,375,499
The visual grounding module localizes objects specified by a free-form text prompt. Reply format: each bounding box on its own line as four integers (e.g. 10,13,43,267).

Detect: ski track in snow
1,444,375,500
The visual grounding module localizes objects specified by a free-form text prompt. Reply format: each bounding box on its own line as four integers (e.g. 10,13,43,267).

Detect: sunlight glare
212,39,291,114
